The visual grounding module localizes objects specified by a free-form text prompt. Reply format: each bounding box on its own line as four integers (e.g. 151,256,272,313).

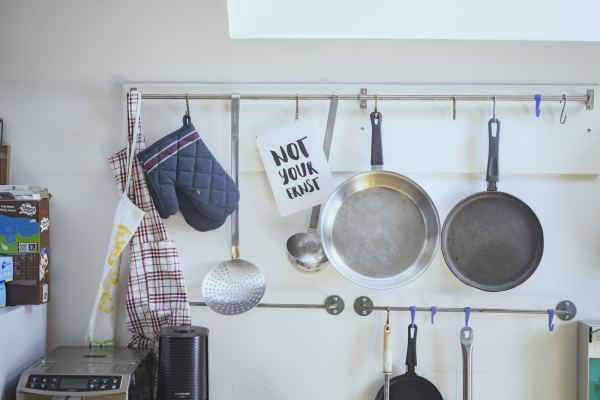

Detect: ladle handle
231,94,240,259
323,95,338,158
308,95,338,232
308,205,321,232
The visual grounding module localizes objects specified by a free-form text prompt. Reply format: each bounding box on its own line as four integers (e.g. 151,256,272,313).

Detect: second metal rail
354,296,577,323
188,294,578,326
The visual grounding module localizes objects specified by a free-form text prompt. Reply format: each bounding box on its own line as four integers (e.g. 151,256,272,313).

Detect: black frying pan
375,324,443,400
441,118,544,292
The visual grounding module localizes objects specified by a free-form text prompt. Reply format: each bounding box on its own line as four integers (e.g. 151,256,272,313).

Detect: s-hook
185,94,190,117
295,94,300,121
560,95,567,125
452,97,457,120
430,306,437,324
464,306,471,327
534,94,542,118
374,94,379,114
492,94,497,120
547,309,555,332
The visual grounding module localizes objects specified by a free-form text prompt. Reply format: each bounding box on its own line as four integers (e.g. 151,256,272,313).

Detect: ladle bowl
286,229,328,273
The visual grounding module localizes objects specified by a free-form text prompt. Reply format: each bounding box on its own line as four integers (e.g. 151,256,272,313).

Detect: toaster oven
16,346,152,399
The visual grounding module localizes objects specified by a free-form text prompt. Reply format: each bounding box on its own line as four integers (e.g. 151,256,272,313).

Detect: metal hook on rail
452,97,457,120
464,306,471,327
492,94,497,120
295,94,300,121
547,309,555,332
534,94,542,118
560,95,567,125
183,94,191,125
374,94,379,114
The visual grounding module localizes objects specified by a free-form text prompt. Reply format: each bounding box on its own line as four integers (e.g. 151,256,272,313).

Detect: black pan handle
486,118,500,191
370,111,383,170
405,324,417,375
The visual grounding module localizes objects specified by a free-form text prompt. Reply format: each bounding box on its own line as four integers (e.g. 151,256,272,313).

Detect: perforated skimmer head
201,259,266,315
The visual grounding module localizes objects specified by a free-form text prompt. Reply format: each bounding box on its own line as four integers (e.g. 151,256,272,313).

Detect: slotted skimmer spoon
201,95,266,315
285,95,338,273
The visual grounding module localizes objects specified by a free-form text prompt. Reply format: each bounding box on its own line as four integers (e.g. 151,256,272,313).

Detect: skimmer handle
231,94,240,259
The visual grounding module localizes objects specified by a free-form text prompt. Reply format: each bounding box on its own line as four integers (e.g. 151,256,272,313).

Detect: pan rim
441,190,544,292
319,170,440,289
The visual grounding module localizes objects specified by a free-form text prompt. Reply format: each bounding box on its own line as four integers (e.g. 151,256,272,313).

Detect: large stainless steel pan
319,111,440,289
441,118,543,292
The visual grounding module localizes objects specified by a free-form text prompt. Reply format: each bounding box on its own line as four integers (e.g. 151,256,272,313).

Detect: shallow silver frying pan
319,111,440,289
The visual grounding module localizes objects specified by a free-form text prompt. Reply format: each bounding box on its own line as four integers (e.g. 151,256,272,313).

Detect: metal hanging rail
139,88,594,110
354,296,577,321
190,295,345,315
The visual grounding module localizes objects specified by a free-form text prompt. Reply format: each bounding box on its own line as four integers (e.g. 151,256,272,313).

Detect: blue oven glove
137,116,239,232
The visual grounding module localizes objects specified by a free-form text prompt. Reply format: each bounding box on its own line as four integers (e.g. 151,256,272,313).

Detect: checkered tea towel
108,89,191,349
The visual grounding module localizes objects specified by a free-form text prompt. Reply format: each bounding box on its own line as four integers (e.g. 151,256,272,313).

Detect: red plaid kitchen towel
108,90,191,349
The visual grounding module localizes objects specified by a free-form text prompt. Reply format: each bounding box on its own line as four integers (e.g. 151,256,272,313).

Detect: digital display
59,377,88,390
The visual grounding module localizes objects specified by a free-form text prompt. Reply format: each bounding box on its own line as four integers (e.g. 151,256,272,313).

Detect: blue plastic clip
410,306,416,326
535,94,542,117
430,306,437,324
547,309,555,332
464,306,471,327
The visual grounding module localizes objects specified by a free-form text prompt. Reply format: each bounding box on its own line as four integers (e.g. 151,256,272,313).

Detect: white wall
1,1,600,400
228,0,600,41
0,305,46,400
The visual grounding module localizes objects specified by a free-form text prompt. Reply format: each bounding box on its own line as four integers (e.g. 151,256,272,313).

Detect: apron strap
124,89,142,195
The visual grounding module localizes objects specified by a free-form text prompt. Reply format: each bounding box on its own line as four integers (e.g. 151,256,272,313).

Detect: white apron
86,99,145,346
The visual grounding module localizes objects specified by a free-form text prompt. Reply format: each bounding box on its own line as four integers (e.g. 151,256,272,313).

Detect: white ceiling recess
227,0,600,41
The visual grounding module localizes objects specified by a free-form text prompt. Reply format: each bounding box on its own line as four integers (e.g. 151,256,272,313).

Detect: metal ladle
202,95,266,315
286,95,338,273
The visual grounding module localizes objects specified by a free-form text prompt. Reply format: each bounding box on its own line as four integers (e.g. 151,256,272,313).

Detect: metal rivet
362,297,367,303
362,310,366,315
333,310,338,314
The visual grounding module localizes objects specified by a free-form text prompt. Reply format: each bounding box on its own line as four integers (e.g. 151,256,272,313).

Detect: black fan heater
158,325,209,400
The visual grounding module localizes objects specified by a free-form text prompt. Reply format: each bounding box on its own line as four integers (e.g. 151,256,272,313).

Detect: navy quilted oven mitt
137,115,240,231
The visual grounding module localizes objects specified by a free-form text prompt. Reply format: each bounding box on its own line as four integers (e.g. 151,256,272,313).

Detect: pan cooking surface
442,192,543,290
375,375,443,400
331,187,426,278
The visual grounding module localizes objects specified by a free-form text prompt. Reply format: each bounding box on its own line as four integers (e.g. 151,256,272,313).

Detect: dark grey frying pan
375,324,443,400
441,118,544,292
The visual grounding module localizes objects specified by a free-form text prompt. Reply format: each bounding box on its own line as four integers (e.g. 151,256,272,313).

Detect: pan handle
486,118,500,191
370,111,383,171
405,324,417,375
